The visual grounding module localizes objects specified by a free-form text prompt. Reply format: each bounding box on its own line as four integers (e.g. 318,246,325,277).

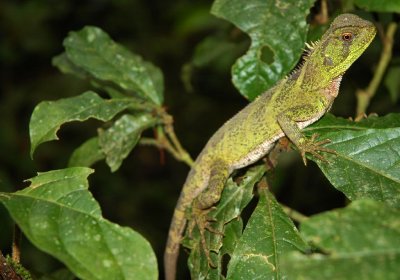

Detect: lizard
164,13,376,280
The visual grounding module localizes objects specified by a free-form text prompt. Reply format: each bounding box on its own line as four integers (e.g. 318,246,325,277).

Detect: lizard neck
323,75,342,98
295,57,343,92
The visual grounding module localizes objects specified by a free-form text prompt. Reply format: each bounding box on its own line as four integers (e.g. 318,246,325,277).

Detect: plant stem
355,22,398,120
142,107,194,167
158,109,194,167
12,225,21,263
315,0,328,24
164,122,194,167
281,205,308,223
140,136,186,164
140,118,194,168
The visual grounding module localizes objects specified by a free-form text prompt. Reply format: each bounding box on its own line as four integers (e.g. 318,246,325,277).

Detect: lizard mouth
352,27,376,58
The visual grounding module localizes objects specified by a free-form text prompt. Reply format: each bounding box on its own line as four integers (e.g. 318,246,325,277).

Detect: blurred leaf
305,114,400,208
192,37,239,68
186,164,265,279
307,22,329,42
384,66,400,102
64,26,164,105
39,268,76,280
98,114,158,172
282,200,400,279
0,168,158,280
68,137,104,168
354,0,400,12
30,91,139,157
52,53,88,79
226,187,309,280
174,5,217,36
211,0,315,100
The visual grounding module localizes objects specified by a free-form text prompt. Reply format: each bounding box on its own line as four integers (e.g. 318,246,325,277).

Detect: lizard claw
188,205,224,268
299,133,337,165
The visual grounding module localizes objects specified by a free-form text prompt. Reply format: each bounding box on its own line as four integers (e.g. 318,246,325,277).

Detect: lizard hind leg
189,159,230,267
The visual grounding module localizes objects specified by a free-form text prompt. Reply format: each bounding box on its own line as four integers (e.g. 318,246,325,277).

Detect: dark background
0,0,398,278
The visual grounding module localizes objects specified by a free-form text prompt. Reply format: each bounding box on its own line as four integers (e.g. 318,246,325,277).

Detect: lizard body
165,14,376,280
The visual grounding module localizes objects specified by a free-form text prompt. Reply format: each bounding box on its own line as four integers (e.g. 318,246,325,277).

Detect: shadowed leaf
282,200,400,279
0,168,158,280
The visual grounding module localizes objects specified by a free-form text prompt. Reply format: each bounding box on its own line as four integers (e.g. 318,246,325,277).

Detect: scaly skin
164,14,376,280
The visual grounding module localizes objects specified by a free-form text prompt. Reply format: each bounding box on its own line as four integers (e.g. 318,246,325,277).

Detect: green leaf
68,114,158,171
52,53,88,79
305,114,400,208
226,187,309,280
354,0,400,12
384,66,400,102
211,0,315,100
52,53,139,100
98,114,158,172
30,91,136,157
186,164,265,279
38,268,76,280
68,137,105,168
0,168,158,280
192,36,242,68
64,26,164,105
281,200,400,279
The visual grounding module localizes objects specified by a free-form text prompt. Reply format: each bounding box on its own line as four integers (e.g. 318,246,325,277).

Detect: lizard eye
341,32,354,41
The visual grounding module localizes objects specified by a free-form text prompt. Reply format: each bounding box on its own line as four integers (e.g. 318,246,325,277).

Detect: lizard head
317,13,376,78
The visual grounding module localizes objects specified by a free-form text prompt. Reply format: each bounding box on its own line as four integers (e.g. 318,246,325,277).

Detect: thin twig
159,112,194,167
164,124,194,167
315,0,329,25
355,22,398,120
142,107,194,167
281,205,308,223
140,136,183,164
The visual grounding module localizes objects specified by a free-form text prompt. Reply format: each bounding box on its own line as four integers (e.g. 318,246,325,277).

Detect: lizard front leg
277,106,336,165
189,159,230,267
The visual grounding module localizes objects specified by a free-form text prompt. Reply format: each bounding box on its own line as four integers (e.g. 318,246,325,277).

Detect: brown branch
0,251,22,280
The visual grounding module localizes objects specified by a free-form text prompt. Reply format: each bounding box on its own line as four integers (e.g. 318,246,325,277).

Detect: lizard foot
187,206,224,268
298,133,337,165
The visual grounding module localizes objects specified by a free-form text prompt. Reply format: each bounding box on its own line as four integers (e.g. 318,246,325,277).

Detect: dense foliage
0,0,399,279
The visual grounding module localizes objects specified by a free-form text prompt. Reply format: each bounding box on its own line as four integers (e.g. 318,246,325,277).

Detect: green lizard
164,13,376,280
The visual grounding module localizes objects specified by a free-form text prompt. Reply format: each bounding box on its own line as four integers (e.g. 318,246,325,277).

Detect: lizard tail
164,196,188,280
